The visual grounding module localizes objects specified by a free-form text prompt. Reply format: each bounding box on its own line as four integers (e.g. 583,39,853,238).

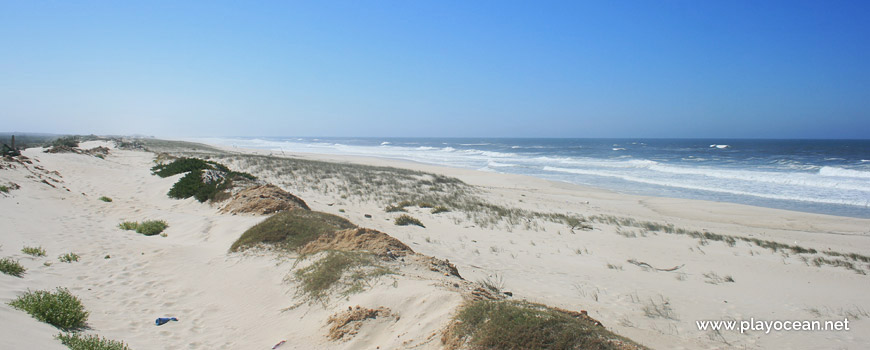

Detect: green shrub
22,246,47,257
59,253,80,263
8,288,89,330
157,158,255,203
0,257,26,277
151,158,219,177
395,214,424,228
0,185,8,193
231,209,356,252
119,221,138,231
98,196,112,202
56,333,131,350
136,220,168,236
431,206,449,214
444,300,640,350
51,136,79,148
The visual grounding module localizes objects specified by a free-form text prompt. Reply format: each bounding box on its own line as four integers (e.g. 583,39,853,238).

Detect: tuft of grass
231,209,356,252
294,250,392,301
0,185,9,193
22,246,47,257
0,257,26,277
478,273,505,294
443,300,643,350
395,214,424,228
384,204,407,213
136,220,168,236
431,206,449,214
8,288,89,331
418,202,435,208
58,253,80,263
118,221,138,231
56,333,131,350
641,296,677,320
98,196,112,202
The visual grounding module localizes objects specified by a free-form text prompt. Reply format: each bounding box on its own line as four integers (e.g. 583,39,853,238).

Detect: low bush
431,206,449,214
58,253,80,263
231,209,356,252
395,214,424,228
22,246,47,257
136,220,168,236
0,257,26,277
156,158,256,203
443,300,641,350
56,333,131,350
118,221,138,230
8,288,89,331
98,196,112,202
51,136,79,148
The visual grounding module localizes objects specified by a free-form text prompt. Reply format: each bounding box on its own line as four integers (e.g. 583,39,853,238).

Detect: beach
2,139,869,349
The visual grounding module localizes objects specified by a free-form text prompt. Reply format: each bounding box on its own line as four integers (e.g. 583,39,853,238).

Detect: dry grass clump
431,205,449,214
230,209,356,252
443,300,645,350
298,228,413,258
326,306,394,341
395,214,424,228
293,251,393,301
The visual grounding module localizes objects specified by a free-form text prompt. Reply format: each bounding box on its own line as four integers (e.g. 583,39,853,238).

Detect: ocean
195,137,870,218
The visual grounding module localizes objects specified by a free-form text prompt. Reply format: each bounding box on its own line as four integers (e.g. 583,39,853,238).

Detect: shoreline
195,137,870,220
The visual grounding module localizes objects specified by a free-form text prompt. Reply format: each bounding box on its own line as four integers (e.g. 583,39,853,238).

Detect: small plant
136,220,168,236
385,204,406,213
642,296,677,320
338,209,345,213
22,246,47,257
118,221,138,231
56,333,131,350
395,214,424,227
294,251,392,301
8,288,89,330
431,206,449,214
0,185,8,193
59,253,80,263
98,196,112,202
0,257,26,277
478,273,505,294
418,202,434,208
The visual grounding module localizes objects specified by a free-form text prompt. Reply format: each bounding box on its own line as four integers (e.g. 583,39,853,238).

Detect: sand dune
2,140,869,349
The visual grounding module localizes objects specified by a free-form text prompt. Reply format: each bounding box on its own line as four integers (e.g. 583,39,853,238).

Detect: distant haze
1,1,868,139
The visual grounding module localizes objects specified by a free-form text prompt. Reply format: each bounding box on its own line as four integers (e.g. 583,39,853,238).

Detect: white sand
2,141,869,349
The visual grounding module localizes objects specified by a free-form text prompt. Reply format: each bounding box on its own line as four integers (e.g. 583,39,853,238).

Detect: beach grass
293,250,392,301
56,333,131,350
0,257,26,277
8,288,89,331
395,214,424,228
443,300,643,350
58,253,80,263
118,220,168,236
22,246,47,257
230,209,356,252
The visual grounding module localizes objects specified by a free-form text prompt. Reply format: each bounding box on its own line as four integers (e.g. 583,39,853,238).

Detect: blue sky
1,1,868,138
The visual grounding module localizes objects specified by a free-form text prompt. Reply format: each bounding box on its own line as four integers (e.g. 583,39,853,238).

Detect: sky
1,1,868,138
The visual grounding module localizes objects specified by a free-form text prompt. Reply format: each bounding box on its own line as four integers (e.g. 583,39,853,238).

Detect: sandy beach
2,139,869,350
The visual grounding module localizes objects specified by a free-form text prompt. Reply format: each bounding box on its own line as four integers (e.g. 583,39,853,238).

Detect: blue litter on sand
155,317,178,326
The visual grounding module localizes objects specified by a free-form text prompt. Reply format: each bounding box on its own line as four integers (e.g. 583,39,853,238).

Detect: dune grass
22,246,47,257
443,300,644,350
230,209,356,252
58,253,80,263
8,288,89,331
56,333,131,350
118,220,168,236
293,250,392,301
395,214,424,228
431,205,449,214
0,257,26,277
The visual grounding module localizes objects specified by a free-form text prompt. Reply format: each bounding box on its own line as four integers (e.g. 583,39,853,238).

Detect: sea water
196,137,870,218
